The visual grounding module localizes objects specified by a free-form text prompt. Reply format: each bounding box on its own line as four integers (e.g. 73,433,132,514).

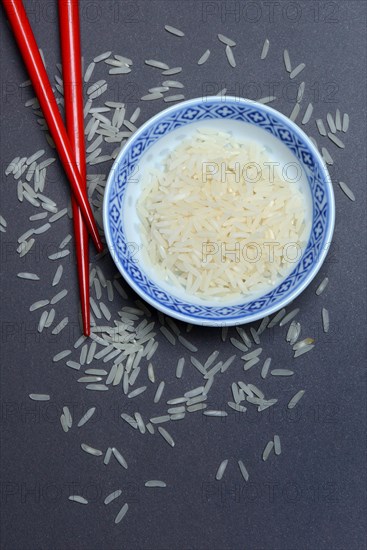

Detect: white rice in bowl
137,129,311,301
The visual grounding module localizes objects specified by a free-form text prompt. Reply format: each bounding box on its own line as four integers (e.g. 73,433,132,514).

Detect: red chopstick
2,0,103,254
58,0,90,336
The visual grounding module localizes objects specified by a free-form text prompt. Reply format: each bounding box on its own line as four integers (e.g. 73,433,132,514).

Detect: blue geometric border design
104,97,334,323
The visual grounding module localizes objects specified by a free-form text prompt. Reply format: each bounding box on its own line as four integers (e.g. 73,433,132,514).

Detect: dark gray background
0,1,366,549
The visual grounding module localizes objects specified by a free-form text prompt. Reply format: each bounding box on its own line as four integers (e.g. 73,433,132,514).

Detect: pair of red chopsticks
3,0,95,335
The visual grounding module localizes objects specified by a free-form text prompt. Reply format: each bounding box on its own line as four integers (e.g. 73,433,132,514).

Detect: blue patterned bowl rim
103,96,335,326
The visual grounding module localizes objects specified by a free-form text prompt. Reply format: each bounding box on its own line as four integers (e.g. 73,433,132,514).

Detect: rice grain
215,459,228,480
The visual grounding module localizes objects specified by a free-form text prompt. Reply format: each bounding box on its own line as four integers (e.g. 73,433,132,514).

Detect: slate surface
0,1,366,549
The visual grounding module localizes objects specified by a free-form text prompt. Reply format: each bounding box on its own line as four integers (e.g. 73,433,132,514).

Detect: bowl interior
103,97,334,325
122,118,313,305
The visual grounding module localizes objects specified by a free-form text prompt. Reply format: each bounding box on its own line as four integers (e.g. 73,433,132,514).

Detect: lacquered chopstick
2,0,103,253
58,0,90,336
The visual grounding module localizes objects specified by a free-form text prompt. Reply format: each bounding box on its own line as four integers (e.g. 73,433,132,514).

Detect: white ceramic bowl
103,96,335,326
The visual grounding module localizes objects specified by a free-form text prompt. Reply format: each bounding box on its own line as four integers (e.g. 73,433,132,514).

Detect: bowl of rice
103,96,335,326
